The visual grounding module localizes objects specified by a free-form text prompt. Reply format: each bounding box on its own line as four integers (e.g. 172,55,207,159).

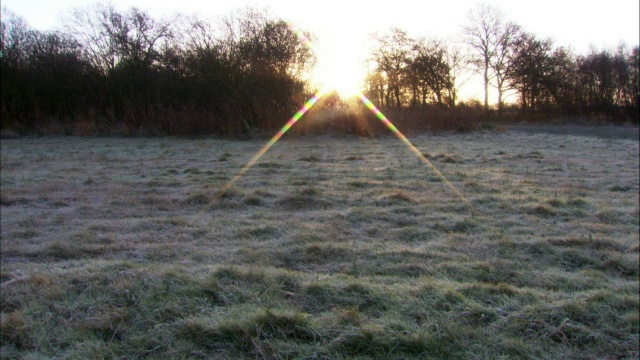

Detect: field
1,127,638,359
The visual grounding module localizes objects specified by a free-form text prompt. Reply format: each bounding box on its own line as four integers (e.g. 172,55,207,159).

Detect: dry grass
1,128,638,358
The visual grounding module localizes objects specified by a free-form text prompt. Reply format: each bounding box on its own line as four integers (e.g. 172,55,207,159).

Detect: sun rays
357,93,476,213
216,24,475,214
216,86,328,198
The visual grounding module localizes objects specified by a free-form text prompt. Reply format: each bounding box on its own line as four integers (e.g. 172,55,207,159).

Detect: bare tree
1,7,33,68
445,44,471,106
367,31,457,108
410,38,452,106
63,3,121,74
63,3,172,74
490,22,521,116
462,3,505,111
508,33,578,114
626,46,640,115
370,28,414,107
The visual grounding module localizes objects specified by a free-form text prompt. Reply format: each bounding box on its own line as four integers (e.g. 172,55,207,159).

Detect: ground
1,127,638,359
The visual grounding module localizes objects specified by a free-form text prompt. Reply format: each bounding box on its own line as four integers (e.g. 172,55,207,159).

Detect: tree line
1,5,313,136
365,4,638,122
1,3,638,137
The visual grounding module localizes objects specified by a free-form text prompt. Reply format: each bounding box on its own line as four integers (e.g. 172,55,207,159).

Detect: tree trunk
449,87,457,107
483,58,490,111
497,84,503,117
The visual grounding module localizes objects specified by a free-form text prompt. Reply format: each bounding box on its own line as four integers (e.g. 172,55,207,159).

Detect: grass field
1,128,638,359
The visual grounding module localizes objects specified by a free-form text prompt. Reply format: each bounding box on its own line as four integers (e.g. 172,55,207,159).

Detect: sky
2,0,639,101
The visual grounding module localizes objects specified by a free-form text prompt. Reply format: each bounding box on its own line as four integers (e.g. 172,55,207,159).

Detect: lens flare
216,23,475,215
293,28,320,55
357,92,476,214
293,25,364,99
216,86,328,198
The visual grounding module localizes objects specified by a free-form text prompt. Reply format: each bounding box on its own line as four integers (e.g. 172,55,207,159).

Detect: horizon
2,0,639,104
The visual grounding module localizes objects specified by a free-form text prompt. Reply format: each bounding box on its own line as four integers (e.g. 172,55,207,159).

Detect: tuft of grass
242,196,264,206
237,225,280,239
347,180,369,188
608,185,630,192
184,193,210,205
547,236,628,252
273,243,357,272
461,282,519,298
376,191,416,206
298,156,320,162
180,309,315,353
530,204,556,217
0,311,30,349
336,307,364,326
42,240,101,260
298,281,389,316
218,152,232,161
276,187,332,210
460,303,499,326
330,324,460,358
183,167,201,174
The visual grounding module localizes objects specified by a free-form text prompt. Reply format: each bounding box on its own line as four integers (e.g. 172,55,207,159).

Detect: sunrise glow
293,26,366,98
313,55,365,98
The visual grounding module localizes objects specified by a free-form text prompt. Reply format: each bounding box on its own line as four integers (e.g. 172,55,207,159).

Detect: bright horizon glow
274,26,476,211
2,0,638,104
293,26,366,99
312,52,366,99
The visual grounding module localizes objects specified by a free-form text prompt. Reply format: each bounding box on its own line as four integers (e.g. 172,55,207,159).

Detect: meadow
1,128,638,359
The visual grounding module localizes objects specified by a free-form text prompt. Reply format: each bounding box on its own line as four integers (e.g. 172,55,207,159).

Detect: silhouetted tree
490,22,521,116
368,30,455,109
63,3,174,132
575,46,639,120
370,28,414,107
462,3,505,111
509,33,554,112
234,10,314,130
1,8,33,128
409,39,452,106
1,8,95,131
626,46,640,118
445,45,470,106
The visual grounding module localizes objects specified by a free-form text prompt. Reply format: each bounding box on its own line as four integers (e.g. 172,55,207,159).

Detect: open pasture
1,129,638,359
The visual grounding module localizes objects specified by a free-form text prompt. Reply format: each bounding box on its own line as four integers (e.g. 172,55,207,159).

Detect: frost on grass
0,132,638,358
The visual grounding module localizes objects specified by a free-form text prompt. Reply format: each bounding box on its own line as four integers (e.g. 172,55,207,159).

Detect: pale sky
3,0,639,101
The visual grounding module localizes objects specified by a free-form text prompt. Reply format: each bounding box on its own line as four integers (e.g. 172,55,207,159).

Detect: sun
314,64,363,99
311,47,366,99
319,68,362,99
291,24,366,99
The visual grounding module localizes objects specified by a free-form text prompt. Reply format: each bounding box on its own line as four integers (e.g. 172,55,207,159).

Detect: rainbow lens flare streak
293,28,320,55
217,24,474,213
217,87,327,197
358,92,476,214
289,25,474,211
